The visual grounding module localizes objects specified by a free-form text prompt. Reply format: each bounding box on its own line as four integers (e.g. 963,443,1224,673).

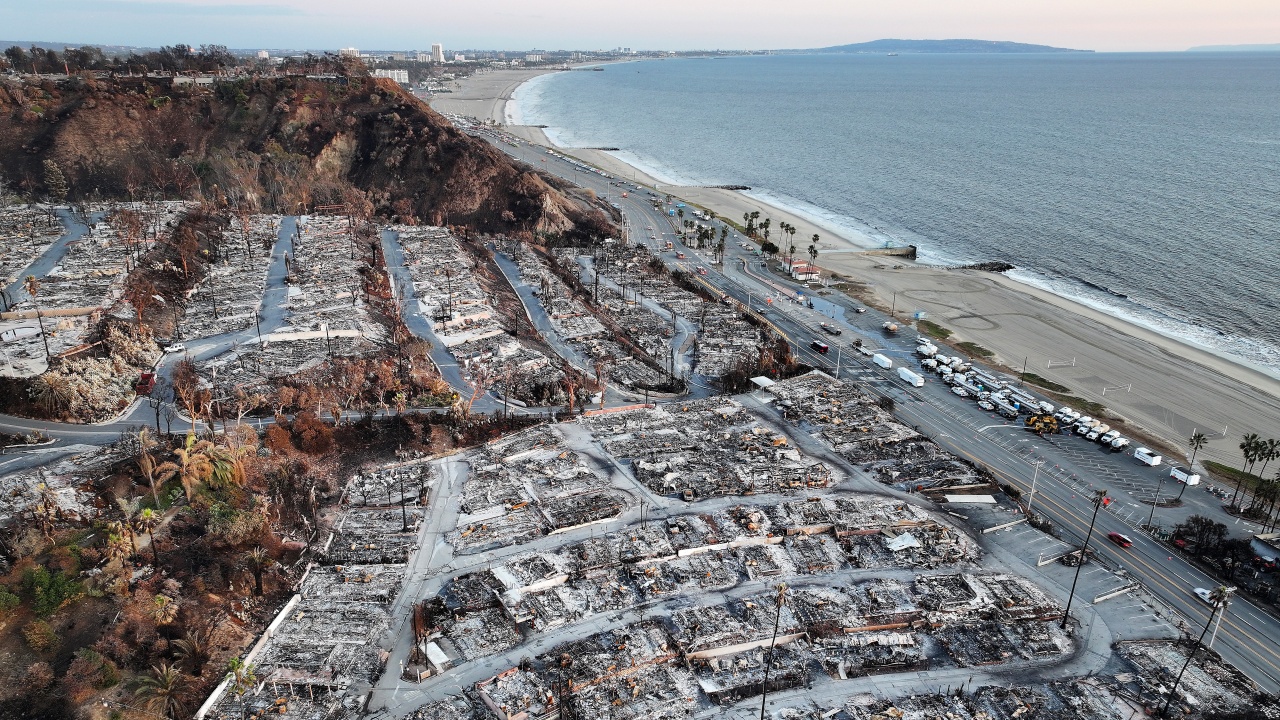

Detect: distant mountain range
810,39,1090,54
1187,43,1280,52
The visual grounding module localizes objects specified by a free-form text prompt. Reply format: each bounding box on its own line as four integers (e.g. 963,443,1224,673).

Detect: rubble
204,486,410,720
581,399,837,499
448,425,625,553
766,371,995,494
179,213,279,338
1,202,188,377
396,226,570,405
0,206,64,290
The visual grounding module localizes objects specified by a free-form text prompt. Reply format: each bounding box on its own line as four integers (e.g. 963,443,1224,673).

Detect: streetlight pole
1061,489,1108,630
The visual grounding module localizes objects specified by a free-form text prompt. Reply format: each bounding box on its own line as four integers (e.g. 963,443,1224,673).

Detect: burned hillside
0,73,612,239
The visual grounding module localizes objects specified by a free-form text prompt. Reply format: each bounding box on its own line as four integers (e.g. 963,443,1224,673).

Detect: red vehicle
1107,532,1133,548
134,371,157,395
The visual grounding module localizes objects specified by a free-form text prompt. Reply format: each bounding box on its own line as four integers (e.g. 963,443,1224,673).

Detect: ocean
510,53,1280,379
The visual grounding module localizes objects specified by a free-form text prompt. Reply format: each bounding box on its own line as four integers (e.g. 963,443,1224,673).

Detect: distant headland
809,39,1092,54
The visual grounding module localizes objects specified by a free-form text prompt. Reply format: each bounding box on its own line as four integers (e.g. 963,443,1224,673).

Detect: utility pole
1026,461,1044,517
1209,586,1235,648
1162,586,1232,716
759,583,787,720
1146,471,1168,530
1061,489,1108,630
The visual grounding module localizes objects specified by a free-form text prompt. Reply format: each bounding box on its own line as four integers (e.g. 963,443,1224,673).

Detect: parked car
165,343,186,354
951,387,970,398
1107,532,1133,548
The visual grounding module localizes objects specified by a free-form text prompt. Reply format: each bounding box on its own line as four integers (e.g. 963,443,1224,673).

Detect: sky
1,0,1277,52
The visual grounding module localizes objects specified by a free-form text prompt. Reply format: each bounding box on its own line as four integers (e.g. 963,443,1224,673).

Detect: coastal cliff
0,72,612,239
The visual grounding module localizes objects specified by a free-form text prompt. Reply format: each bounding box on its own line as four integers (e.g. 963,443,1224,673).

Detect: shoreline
430,67,1280,464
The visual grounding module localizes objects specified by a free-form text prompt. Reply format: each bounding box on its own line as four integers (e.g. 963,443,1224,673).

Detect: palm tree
23,275,51,364
243,546,274,596
1232,433,1262,506
138,507,161,566
116,497,141,557
1259,438,1280,478
172,432,215,501
172,626,212,676
1179,432,1208,501
137,429,178,507
132,663,190,720
808,243,819,265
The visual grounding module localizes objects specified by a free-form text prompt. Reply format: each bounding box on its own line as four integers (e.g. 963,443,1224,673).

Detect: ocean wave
506,72,559,127
1005,267,1280,379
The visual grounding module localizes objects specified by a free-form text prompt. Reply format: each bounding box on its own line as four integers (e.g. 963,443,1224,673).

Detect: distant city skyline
2,0,1277,52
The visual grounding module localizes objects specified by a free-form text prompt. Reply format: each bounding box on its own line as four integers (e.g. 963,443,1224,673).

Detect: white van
1133,447,1163,466
1170,466,1201,485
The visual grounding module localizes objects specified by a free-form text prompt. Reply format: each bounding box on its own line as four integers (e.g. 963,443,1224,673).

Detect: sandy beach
431,69,1280,466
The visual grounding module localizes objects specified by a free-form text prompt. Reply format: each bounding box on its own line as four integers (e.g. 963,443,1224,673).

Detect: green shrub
0,587,20,615
21,566,84,617
956,341,994,358
917,319,952,340
1018,373,1071,394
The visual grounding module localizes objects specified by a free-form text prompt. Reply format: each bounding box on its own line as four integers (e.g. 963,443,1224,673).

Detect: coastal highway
481,131,1280,693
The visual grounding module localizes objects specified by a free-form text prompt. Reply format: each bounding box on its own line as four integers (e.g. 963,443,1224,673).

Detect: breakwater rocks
709,185,752,191
958,261,1016,273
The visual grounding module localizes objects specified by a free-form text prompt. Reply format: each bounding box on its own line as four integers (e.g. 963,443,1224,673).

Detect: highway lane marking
969,450,1280,681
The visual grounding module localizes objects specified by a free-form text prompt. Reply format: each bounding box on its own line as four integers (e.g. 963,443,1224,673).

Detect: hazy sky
2,0,1277,52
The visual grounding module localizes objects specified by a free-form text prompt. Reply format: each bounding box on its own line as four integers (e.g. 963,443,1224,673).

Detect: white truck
1133,447,1163,466
1170,466,1201,485
916,343,938,358
990,397,1021,419
898,367,925,387
872,353,893,369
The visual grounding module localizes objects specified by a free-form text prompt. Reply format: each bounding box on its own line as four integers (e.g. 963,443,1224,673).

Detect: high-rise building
339,47,360,58
431,44,445,63
256,50,270,60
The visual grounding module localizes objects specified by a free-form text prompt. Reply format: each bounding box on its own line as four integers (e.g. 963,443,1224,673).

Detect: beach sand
431,69,1280,465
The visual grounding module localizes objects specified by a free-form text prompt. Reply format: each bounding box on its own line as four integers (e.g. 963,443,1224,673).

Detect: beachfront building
786,259,821,282
373,69,410,85
431,43,445,63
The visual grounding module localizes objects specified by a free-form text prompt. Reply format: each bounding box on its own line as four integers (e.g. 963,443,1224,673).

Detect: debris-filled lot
767,371,996,496
395,226,573,406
